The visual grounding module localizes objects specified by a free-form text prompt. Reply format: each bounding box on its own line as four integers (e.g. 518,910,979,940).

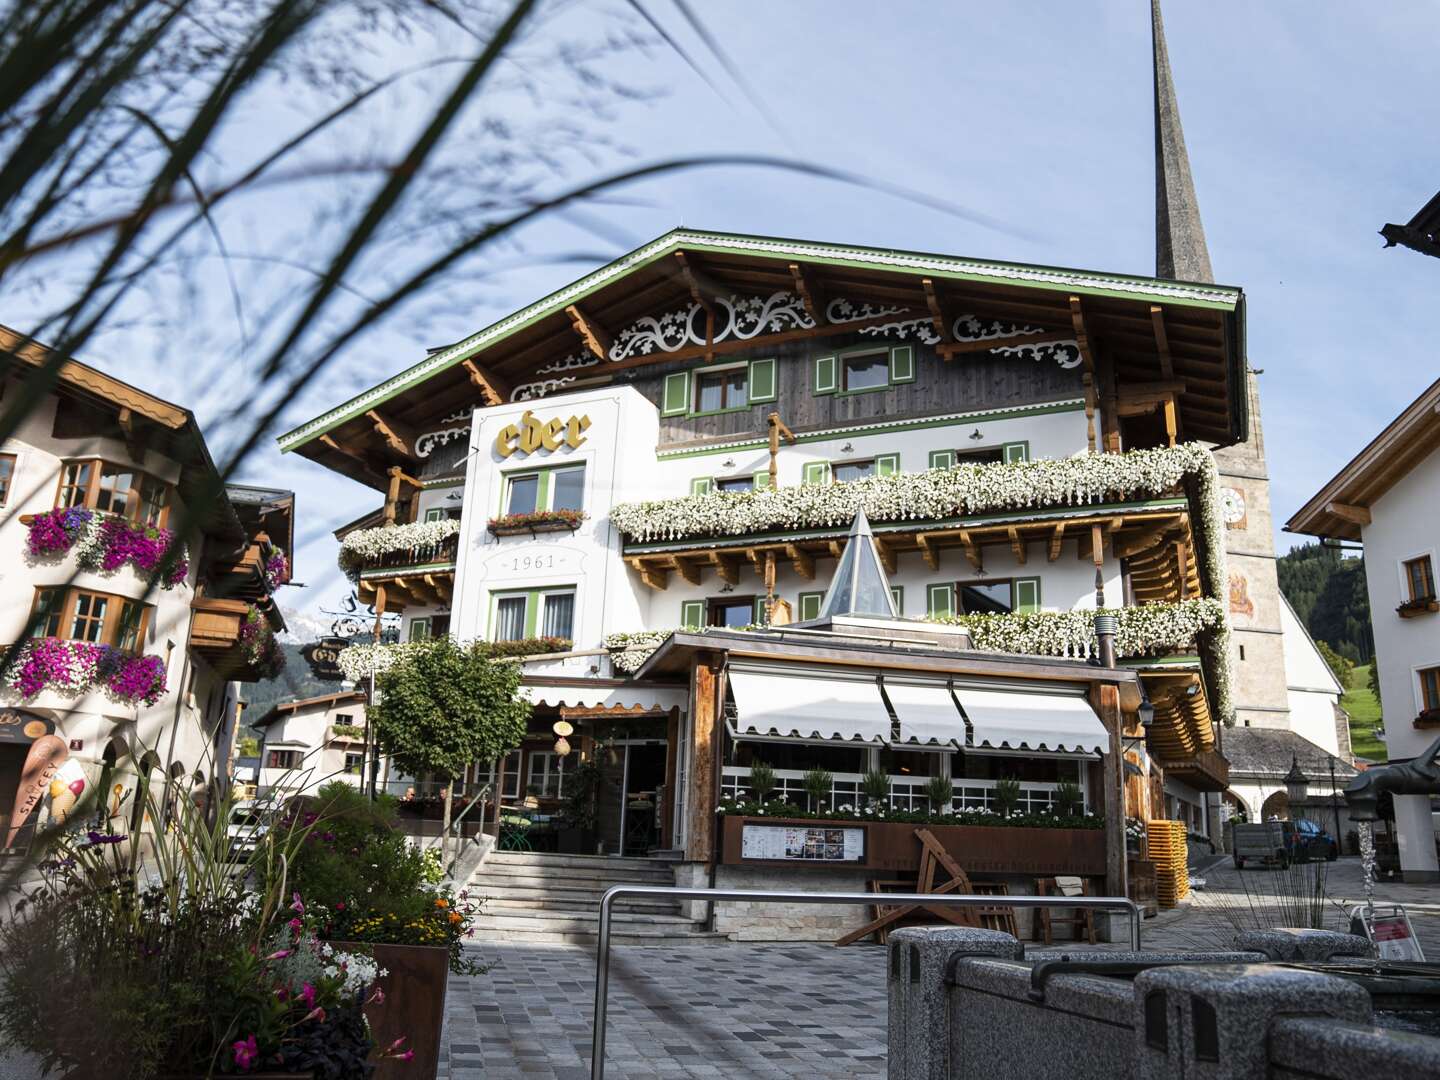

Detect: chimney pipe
1095,613,1118,669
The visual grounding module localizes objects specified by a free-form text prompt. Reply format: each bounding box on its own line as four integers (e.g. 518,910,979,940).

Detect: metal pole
587,885,1142,1080
616,743,631,858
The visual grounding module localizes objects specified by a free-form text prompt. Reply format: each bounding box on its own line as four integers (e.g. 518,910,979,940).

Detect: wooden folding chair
836,828,980,946
1032,875,1097,945
970,881,1019,937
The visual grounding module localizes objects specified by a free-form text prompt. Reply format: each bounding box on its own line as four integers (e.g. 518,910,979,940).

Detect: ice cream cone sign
4,735,67,849
48,760,87,824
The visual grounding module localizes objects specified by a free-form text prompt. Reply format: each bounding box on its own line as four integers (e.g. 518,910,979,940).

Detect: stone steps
466,849,721,946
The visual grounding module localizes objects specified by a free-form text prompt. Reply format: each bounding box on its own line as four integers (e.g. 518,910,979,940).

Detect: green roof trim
278,228,1243,453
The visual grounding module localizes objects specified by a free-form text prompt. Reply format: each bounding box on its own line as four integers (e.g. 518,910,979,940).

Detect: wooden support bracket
565,303,613,361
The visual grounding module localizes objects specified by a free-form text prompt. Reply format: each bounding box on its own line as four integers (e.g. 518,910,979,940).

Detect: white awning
886,678,967,747
956,686,1108,754
728,666,891,743
520,683,688,713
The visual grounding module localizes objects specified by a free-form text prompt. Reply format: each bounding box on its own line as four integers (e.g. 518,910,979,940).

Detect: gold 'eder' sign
494,410,591,458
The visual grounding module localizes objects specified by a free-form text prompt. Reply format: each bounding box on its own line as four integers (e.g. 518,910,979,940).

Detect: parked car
1285,818,1339,863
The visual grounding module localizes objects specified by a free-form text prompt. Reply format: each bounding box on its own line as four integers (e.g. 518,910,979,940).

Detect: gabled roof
1286,376,1440,542
1222,726,1357,779
252,689,366,729
278,228,1248,490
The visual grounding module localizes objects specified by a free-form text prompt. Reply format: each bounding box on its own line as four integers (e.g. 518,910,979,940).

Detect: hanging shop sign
4,734,68,850
0,708,53,745
301,637,349,681
494,410,590,458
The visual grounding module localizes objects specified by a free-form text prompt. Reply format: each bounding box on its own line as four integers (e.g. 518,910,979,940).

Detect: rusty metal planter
332,942,449,1080
719,815,1107,877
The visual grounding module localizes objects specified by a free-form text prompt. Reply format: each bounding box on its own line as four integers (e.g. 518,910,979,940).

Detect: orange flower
434,898,448,909
449,912,462,924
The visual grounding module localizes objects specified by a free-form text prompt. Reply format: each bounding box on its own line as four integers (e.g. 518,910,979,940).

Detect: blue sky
22,1,1440,627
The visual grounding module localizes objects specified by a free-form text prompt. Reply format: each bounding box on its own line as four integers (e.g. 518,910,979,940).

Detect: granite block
1234,928,1376,962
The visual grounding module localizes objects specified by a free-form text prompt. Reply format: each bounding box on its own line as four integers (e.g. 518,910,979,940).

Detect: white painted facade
256,695,368,795
0,381,241,844
1278,596,1345,756
1358,442,1440,879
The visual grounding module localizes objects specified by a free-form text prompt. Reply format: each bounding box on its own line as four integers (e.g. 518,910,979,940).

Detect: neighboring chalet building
253,690,369,796
1289,376,1440,882
0,326,293,853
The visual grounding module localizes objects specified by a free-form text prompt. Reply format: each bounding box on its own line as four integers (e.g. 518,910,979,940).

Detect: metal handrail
449,783,492,838
588,886,1140,1080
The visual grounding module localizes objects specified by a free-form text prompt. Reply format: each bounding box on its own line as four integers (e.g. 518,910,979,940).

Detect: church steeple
1152,0,1214,283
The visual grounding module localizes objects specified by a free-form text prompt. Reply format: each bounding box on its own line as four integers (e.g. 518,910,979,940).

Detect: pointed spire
817,510,898,621
1152,0,1214,283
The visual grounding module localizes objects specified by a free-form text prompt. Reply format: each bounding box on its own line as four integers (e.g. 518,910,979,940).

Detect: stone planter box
718,815,1106,876
332,942,449,1080
486,518,581,537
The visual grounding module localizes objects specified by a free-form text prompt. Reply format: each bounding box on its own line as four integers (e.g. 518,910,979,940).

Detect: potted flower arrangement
5,637,168,705
25,506,189,587
282,784,484,1078
0,781,410,1078
486,508,586,536
240,606,288,680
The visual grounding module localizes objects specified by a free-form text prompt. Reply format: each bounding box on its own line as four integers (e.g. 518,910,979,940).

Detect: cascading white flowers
612,442,1228,603
336,641,419,682
337,519,460,580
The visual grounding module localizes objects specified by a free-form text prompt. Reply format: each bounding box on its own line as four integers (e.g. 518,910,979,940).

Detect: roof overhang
1286,377,1440,542
278,228,1248,490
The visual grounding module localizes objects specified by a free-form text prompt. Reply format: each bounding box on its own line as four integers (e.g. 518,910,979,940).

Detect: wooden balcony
208,540,269,602
327,724,367,744
188,595,281,682
353,532,458,613
1155,747,1230,793
624,501,1200,604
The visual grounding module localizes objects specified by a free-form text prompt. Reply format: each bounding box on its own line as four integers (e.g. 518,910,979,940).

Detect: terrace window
1404,556,1435,603
0,453,15,506
1421,666,1440,715
266,749,301,770
694,366,748,413
841,350,890,392
503,463,585,516
344,753,364,775
491,588,575,642
833,459,876,484
708,596,757,629
715,476,755,493
528,751,566,798
56,458,169,527
29,586,149,650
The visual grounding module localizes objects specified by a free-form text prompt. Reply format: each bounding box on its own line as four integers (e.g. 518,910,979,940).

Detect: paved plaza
444,856,1440,1079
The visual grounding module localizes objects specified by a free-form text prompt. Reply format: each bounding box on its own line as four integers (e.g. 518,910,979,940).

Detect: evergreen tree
1278,543,1373,662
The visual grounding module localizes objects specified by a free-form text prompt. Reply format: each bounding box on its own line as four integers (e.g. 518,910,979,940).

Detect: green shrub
993,777,1021,819
560,759,602,831
861,770,891,807
748,761,777,802
1054,780,1083,817
802,767,833,812
924,775,953,813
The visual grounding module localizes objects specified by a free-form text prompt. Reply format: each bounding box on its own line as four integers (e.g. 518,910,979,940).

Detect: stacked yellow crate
1145,820,1189,907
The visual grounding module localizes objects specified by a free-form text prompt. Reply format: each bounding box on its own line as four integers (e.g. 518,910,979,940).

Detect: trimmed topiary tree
371,636,531,864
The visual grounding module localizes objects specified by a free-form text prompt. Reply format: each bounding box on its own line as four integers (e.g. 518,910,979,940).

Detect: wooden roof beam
116,407,147,463
1150,305,1175,379
1008,527,1027,566
1048,522,1066,562
959,530,983,572
461,358,509,405
669,555,702,586
921,278,952,343
627,557,669,591
706,550,740,586
366,409,416,459
786,543,815,581
565,303,613,361
319,433,387,486
874,535,898,575
789,263,826,324
917,532,940,571
424,573,453,603
1326,501,1371,526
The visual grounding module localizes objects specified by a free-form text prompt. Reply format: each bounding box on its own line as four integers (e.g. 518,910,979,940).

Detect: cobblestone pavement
441,941,888,1080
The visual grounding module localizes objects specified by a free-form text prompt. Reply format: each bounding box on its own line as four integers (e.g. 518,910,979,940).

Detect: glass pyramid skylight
817,509,898,620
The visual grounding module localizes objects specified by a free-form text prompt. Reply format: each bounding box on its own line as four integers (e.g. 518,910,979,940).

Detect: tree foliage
371,636,529,781
1277,543,1373,662
1314,639,1355,688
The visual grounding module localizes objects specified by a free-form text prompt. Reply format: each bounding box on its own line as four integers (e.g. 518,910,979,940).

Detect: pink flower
335,901,345,911
367,986,385,1005
399,1050,415,1062
303,1007,326,1024
266,949,290,961
233,1034,258,1070
290,892,305,913
387,1037,407,1051
300,982,317,1009
288,917,303,936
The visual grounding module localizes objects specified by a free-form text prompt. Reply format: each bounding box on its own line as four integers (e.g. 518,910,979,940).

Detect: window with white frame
528,751,566,797
491,588,576,642
480,750,521,800
504,464,585,516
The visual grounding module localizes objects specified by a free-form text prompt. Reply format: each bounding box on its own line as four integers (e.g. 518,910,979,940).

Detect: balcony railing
359,530,459,573
720,766,1074,815
1154,747,1230,792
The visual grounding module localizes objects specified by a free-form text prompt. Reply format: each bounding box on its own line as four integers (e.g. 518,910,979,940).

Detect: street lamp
1284,754,1310,820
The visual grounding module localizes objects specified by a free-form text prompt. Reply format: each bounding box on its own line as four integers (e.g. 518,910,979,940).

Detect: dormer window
57,459,169,527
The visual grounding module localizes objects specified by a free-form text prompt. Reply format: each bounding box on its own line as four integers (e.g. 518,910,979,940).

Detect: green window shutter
749,357,777,403
926,583,955,619
753,470,772,490
662,371,690,416
798,591,823,621
680,600,705,630
690,476,713,496
423,508,444,522
802,461,831,486
523,590,541,638
889,345,915,384
408,617,431,642
1002,441,1031,464
813,354,837,395
890,585,904,615
753,597,769,626
876,453,900,476
928,449,955,470
1014,577,1041,614
536,469,552,511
